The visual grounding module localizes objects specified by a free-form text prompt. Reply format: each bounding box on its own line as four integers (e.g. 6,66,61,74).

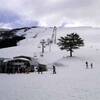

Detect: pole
40,39,46,56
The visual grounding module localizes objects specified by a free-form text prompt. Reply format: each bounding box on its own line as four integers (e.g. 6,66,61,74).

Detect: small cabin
37,64,47,72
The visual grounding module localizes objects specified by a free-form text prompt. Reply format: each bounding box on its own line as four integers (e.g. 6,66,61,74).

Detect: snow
0,27,100,100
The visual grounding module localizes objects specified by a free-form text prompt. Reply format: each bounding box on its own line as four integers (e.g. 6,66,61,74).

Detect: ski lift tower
40,39,46,56
52,26,57,44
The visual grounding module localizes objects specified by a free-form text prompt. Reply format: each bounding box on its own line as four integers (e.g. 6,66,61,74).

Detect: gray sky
0,0,100,28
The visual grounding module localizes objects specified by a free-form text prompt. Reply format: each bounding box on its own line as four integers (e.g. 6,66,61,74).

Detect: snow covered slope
0,27,100,100
0,27,100,64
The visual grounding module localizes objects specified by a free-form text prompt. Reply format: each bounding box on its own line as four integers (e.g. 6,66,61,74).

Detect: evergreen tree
58,33,84,57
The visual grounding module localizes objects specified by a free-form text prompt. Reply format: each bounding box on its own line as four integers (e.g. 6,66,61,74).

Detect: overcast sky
0,0,100,28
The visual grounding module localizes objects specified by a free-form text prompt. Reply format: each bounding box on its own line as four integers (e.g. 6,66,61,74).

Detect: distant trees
0,30,25,48
57,33,84,57
0,35,25,48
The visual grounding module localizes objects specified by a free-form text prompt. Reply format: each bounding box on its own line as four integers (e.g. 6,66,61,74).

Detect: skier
90,63,93,69
86,61,88,69
53,65,56,74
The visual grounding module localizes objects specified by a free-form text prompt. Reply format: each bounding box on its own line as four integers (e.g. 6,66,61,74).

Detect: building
0,55,47,74
3,56,37,73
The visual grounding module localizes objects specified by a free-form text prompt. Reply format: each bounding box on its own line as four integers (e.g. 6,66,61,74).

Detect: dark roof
9,59,29,62
14,56,32,61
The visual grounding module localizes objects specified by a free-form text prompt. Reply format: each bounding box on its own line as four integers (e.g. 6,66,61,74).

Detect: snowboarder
53,65,56,74
86,61,88,69
90,63,93,69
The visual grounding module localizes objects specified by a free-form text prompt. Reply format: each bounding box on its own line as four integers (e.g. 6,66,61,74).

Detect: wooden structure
3,56,35,73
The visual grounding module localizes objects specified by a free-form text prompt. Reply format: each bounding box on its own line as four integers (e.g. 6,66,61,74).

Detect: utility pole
40,39,46,56
52,26,57,44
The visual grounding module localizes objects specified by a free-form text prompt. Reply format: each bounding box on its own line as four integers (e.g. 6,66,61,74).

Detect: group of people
37,61,94,74
86,61,93,69
37,65,56,74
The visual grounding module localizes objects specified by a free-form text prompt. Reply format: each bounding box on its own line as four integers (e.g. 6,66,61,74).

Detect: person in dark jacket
53,65,56,74
90,63,93,69
86,61,88,69
37,66,43,74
